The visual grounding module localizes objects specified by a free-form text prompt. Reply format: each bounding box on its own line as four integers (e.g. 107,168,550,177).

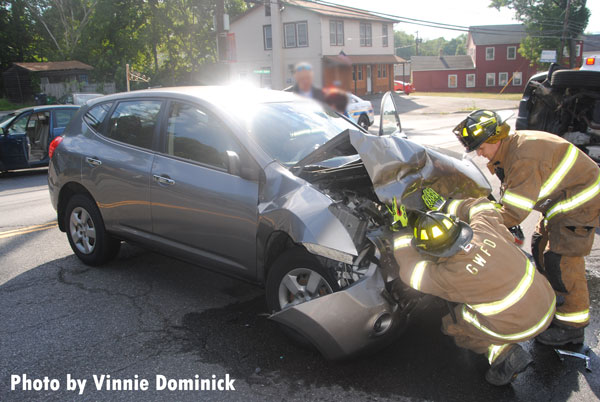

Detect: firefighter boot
536,324,585,346
485,344,533,386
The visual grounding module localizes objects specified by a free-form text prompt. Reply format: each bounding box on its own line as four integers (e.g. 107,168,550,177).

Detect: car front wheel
64,194,120,266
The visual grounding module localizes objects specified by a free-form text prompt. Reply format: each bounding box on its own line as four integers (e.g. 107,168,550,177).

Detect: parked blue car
0,105,79,172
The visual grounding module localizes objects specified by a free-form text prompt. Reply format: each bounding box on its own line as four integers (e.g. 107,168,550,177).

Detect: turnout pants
532,218,593,328
441,305,551,364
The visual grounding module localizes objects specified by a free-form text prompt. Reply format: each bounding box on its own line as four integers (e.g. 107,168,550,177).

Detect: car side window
7,113,30,135
165,102,241,170
54,109,77,129
106,100,161,150
84,102,113,132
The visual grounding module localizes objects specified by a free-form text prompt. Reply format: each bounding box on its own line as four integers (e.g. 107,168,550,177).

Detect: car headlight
302,243,355,265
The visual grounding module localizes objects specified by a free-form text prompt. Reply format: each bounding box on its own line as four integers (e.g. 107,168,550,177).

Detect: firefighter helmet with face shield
412,211,473,257
453,110,513,152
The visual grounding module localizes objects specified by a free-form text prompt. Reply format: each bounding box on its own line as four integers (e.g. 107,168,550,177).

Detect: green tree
490,0,590,67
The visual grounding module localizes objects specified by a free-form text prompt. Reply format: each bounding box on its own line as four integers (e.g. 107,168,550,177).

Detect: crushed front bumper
269,266,410,360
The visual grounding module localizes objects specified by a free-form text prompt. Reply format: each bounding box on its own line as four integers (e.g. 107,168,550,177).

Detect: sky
331,0,600,40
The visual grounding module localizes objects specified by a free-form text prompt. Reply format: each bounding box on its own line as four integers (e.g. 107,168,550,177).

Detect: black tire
64,194,120,266
358,114,370,130
265,248,339,344
550,70,600,89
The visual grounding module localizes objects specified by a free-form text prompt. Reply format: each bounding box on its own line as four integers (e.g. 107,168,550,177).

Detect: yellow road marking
0,221,58,239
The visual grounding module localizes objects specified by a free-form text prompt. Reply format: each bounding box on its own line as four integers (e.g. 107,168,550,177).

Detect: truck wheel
64,194,120,266
266,248,339,344
551,70,600,89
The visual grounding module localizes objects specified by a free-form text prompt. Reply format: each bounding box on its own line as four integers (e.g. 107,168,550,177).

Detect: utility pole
271,0,284,89
126,63,130,92
216,0,225,62
560,0,572,67
415,31,422,56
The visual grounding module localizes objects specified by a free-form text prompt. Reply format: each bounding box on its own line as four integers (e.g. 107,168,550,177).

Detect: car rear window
106,100,162,150
84,102,113,132
54,109,77,128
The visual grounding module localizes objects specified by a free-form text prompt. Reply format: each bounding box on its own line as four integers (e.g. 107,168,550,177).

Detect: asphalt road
1,108,599,401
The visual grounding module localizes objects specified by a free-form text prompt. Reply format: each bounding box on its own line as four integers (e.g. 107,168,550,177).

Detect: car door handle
85,157,102,167
153,174,175,186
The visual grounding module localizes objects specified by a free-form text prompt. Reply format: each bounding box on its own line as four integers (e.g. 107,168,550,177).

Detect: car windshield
243,101,357,166
0,113,16,128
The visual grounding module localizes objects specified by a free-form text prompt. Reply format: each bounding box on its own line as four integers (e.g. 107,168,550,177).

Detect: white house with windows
228,0,403,95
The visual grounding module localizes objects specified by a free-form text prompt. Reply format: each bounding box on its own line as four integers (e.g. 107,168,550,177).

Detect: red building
412,24,584,93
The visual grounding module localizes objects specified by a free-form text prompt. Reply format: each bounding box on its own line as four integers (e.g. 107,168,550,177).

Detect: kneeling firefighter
454,110,600,345
392,195,555,386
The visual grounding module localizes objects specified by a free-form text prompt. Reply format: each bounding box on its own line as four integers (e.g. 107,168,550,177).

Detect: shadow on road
1,243,598,401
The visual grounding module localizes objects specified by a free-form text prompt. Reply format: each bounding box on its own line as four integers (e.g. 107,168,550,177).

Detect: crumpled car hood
349,130,492,209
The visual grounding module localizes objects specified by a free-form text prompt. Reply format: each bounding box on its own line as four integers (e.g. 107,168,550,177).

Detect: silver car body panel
258,161,359,260
270,265,412,360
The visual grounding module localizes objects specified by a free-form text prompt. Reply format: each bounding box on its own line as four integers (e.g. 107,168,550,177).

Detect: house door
366,65,372,93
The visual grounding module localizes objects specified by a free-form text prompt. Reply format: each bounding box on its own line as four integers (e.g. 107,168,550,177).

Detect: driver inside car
392,194,555,386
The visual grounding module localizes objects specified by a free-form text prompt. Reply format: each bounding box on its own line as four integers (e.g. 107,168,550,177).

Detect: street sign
253,69,271,74
540,50,557,63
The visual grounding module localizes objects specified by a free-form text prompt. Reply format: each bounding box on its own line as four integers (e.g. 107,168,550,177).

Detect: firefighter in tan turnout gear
453,110,600,345
393,196,555,386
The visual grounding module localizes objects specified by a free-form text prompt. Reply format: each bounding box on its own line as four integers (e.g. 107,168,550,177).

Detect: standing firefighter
393,196,555,386
453,110,600,345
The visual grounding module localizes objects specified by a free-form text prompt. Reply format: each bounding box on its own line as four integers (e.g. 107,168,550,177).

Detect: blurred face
476,141,501,160
295,69,314,92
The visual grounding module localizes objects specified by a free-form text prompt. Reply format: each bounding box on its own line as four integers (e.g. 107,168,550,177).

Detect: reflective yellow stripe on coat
545,174,600,221
467,260,535,316
468,202,497,221
410,261,428,291
502,191,535,212
461,295,555,341
538,145,578,200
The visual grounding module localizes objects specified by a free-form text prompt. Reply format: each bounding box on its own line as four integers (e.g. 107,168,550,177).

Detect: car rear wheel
64,194,120,266
551,70,600,89
266,248,339,344
358,114,370,130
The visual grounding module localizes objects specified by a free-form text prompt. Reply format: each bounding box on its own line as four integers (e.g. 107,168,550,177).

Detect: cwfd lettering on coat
466,239,496,275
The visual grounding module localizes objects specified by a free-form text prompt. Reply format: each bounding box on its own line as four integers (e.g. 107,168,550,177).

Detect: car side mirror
225,150,241,176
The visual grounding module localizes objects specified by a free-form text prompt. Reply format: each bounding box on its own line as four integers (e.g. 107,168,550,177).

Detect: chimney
439,49,444,58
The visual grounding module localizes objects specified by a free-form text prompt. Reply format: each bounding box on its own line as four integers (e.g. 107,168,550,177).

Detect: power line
269,0,588,40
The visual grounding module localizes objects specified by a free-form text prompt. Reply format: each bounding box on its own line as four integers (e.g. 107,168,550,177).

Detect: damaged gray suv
48,87,492,359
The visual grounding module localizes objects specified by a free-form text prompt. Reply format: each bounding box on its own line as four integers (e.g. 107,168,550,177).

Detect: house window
507,46,516,60
352,66,356,81
377,64,381,78
576,44,581,57
512,72,522,86
284,21,308,48
360,22,372,47
358,66,363,80
330,20,344,46
264,1,271,16
486,47,495,61
486,72,496,87
382,64,387,78
466,73,476,88
263,25,272,50
498,72,508,86
448,74,458,88
382,24,388,47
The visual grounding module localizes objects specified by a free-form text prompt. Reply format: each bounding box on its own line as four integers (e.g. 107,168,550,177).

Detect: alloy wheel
278,267,334,309
69,207,96,254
